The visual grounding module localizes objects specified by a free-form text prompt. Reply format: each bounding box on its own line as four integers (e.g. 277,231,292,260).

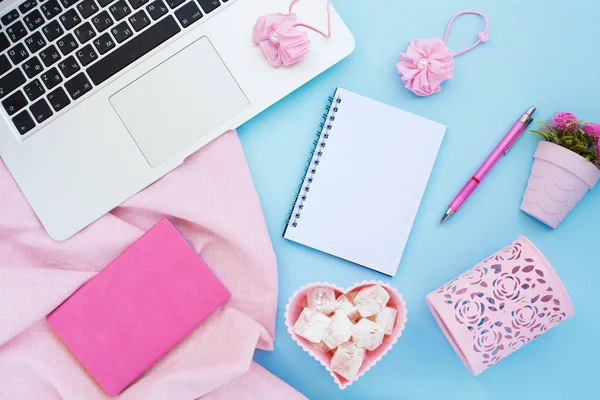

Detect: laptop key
57,55,80,78
19,0,39,14
128,0,149,9
92,11,114,32
8,43,29,64
93,32,115,54
39,45,61,66
74,22,96,44
1,10,20,26
0,55,11,76
128,10,150,31
109,1,131,21
197,0,219,14
24,10,45,31
42,21,64,42
59,0,79,7
59,9,82,31
57,33,78,55
75,44,97,65
111,21,132,43
98,0,116,6
174,2,202,28
41,0,63,20
47,86,70,111
7,21,27,43
0,33,10,52
64,72,91,100
2,90,28,115
22,56,44,78
146,1,167,20
0,69,27,99
25,32,47,53
165,0,184,9
13,110,36,135
30,98,53,123
77,0,100,19
87,16,180,85
24,79,45,100
41,66,63,89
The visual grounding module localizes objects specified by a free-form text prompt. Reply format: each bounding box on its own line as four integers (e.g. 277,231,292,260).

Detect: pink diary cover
46,217,231,396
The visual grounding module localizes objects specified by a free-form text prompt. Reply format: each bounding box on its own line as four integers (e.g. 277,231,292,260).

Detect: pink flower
497,242,522,260
508,336,530,351
511,305,538,330
252,13,310,67
462,266,488,285
492,275,521,301
396,38,454,96
453,299,486,328
583,123,600,138
472,326,504,356
551,112,578,130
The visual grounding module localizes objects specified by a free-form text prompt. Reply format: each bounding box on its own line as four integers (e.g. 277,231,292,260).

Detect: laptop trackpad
110,37,249,167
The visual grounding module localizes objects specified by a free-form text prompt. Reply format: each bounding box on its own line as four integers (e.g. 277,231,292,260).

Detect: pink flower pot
426,236,573,376
520,141,600,228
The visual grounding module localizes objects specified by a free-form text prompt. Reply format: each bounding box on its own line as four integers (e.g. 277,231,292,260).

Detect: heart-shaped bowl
284,280,408,389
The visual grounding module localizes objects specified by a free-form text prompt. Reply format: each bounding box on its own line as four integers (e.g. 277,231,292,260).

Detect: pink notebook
47,218,231,396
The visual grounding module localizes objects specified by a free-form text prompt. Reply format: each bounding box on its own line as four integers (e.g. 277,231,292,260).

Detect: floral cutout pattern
432,238,572,374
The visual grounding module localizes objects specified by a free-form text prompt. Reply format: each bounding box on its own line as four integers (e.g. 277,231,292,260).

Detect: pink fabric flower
583,123,600,138
252,13,311,67
551,112,578,130
396,38,454,96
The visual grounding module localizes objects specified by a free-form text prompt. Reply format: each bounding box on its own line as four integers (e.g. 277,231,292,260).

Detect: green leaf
571,145,589,153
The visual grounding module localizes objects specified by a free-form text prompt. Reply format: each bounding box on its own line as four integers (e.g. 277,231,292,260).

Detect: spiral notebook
283,88,446,276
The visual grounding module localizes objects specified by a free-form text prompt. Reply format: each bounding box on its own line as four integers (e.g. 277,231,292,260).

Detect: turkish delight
322,311,353,350
306,287,337,315
352,318,384,351
293,308,331,343
354,285,390,317
373,306,397,335
334,292,360,322
330,342,366,381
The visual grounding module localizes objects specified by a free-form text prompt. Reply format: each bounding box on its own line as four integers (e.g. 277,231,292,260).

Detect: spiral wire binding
286,90,342,229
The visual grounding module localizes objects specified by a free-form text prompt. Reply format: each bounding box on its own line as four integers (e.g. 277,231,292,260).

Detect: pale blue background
239,0,600,398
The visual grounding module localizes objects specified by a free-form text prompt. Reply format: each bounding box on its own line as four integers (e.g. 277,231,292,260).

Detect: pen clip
504,110,535,155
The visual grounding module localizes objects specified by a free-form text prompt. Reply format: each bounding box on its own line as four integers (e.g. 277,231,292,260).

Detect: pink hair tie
252,0,332,67
396,10,489,96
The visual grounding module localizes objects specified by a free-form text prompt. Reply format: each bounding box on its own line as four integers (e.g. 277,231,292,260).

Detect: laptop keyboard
0,0,229,137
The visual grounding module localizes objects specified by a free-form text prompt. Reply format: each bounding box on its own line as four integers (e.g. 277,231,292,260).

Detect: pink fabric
0,131,306,399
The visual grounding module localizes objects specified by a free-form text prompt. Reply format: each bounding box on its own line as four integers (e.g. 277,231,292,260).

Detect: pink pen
440,106,536,224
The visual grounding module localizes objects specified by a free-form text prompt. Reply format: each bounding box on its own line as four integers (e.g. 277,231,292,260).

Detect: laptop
0,0,354,240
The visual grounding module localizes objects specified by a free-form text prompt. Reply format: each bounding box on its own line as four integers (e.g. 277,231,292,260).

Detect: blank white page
284,88,446,276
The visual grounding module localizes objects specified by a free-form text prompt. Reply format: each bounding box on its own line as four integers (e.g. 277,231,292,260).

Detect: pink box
47,218,231,396
427,236,573,375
